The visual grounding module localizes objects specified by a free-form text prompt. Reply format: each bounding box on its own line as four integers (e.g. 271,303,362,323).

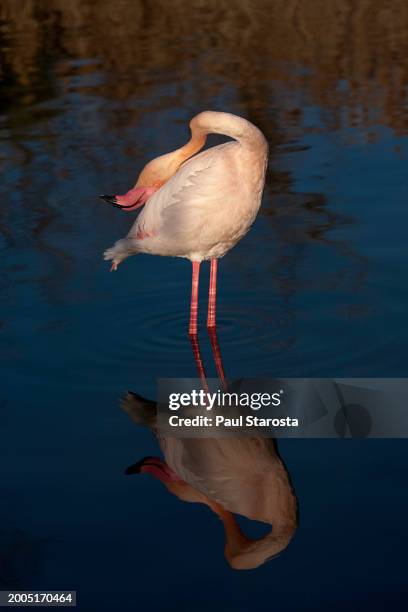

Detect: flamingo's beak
125,456,166,476
99,194,119,206
99,186,157,212
124,457,148,475
125,456,181,483
99,192,141,211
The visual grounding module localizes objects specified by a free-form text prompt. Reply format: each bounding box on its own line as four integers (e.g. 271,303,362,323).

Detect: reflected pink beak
125,456,182,483
99,186,157,211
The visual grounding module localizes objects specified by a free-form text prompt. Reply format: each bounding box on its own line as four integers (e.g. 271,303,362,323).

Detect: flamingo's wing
128,143,241,250
160,437,288,522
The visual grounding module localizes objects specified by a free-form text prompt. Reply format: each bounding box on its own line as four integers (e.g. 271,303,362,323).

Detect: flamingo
122,393,297,570
121,338,297,570
100,111,268,335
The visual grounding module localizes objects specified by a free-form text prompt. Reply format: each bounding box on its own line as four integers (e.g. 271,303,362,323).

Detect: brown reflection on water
0,0,405,322
1,0,408,135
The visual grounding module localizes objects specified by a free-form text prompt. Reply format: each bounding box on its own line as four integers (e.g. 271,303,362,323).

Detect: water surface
1,1,408,610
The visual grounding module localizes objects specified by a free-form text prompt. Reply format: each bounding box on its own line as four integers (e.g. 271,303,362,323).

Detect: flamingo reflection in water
122,334,298,570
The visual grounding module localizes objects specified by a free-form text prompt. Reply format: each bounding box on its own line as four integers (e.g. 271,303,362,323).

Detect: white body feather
160,436,295,526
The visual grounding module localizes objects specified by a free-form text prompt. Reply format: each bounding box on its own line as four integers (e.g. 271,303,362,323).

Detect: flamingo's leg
208,327,227,389
207,259,218,329
189,261,201,336
206,259,226,387
189,334,209,392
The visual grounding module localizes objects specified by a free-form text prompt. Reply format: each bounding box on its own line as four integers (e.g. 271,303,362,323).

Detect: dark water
1,1,408,609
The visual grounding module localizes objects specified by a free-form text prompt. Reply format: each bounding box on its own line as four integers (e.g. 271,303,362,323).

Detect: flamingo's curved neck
137,454,296,570
190,110,268,154
176,129,207,164
214,502,296,570
176,111,268,168
135,111,267,191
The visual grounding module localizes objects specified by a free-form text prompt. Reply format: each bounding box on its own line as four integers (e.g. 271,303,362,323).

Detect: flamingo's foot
110,262,118,272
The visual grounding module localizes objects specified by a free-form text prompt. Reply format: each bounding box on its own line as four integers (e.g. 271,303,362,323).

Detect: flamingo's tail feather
103,238,139,270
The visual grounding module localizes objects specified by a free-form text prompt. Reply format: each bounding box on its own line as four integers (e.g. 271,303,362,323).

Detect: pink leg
189,261,201,336
208,328,227,389
207,259,218,329
189,334,209,392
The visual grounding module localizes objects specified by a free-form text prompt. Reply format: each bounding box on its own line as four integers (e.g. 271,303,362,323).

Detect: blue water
1,2,408,610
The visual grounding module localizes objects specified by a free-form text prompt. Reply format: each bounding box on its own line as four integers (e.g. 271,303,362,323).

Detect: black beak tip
124,456,155,476
99,194,118,205
124,460,144,476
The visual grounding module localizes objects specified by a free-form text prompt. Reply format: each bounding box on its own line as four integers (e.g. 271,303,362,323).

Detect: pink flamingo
121,336,297,569
123,395,297,570
101,111,268,335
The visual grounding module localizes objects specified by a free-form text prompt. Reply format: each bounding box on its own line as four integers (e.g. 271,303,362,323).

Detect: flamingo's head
99,149,186,212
